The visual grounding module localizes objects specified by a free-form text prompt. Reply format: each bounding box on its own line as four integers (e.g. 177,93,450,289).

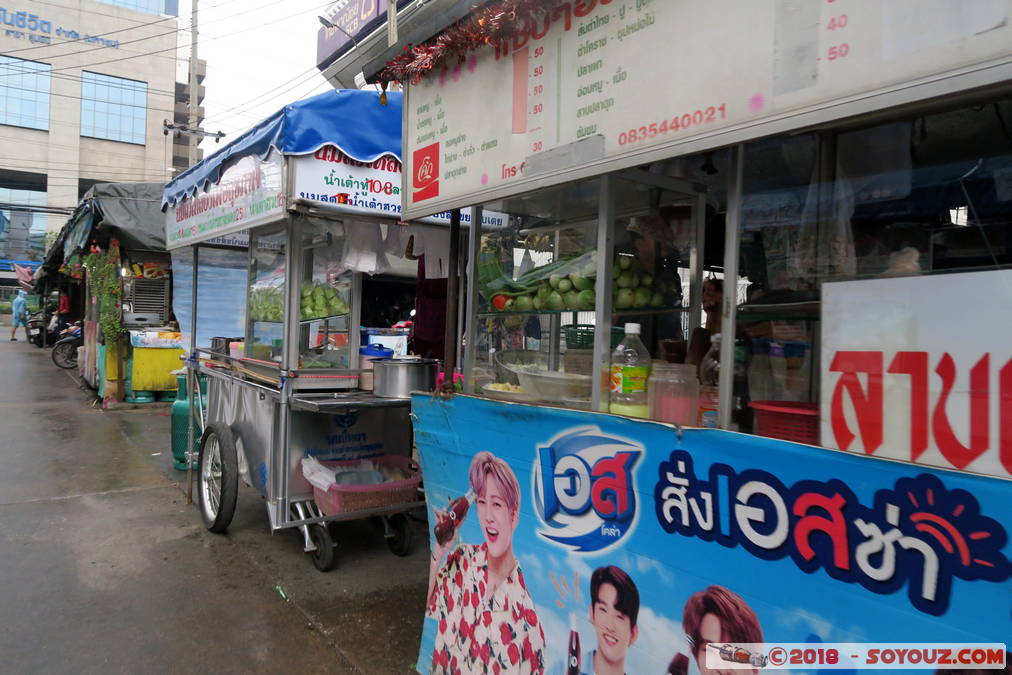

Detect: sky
176,0,337,154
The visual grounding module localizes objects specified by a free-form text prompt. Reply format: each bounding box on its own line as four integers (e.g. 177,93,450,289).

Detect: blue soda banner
411,395,1011,675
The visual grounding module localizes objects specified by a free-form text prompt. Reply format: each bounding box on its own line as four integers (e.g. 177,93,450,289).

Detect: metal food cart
162,89,424,571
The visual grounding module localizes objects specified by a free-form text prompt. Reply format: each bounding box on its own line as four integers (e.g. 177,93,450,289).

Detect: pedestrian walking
10,290,29,342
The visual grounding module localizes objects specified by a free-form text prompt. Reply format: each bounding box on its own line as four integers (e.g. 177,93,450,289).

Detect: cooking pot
372,357,439,398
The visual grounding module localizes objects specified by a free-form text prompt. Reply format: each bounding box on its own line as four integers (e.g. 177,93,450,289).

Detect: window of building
0,56,51,131
0,170,48,261
94,0,177,16
80,72,148,145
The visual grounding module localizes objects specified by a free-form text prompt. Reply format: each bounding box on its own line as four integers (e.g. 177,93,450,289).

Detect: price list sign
403,0,1012,220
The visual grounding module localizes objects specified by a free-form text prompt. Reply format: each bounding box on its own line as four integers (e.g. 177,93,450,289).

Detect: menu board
403,0,1012,219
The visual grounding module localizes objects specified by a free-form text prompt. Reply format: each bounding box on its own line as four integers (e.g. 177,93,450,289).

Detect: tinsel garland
376,0,560,85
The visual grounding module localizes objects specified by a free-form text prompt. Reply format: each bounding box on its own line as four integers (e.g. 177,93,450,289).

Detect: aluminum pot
372,357,439,398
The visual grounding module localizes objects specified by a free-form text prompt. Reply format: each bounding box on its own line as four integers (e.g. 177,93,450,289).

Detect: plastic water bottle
609,323,651,418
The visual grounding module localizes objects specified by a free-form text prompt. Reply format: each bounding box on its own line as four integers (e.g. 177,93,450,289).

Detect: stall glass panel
248,227,286,362
470,178,600,408
605,167,711,422
735,96,1012,440
296,219,353,370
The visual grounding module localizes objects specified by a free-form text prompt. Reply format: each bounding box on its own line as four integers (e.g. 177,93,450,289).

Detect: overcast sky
177,0,336,153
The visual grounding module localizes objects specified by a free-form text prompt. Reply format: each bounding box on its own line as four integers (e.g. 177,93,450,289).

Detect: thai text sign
316,0,380,69
402,0,1012,219
412,395,1010,674
291,146,509,227
822,271,1012,479
165,153,285,249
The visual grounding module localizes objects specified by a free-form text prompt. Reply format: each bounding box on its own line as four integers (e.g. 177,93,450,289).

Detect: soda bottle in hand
566,613,581,675
434,491,473,546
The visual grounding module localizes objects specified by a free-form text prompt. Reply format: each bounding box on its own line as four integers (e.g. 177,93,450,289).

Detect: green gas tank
170,374,206,471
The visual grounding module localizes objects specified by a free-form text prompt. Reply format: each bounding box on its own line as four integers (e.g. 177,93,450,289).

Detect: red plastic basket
312,455,421,517
749,401,819,445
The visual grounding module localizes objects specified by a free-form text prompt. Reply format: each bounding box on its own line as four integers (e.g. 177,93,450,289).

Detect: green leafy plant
83,245,123,344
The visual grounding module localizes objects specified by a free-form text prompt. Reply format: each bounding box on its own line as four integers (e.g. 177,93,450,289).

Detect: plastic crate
749,401,819,445
312,455,421,517
562,324,624,349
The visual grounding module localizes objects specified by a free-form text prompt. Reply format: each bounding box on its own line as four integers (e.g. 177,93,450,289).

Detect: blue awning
162,88,402,208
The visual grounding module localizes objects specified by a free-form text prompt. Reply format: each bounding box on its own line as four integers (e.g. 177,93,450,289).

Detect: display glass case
295,219,354,371
247,226,286,362
466,157,724,418
469,178,599,407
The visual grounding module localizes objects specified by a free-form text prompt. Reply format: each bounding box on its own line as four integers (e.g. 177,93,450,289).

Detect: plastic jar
648,362,700,425
359,344,393,390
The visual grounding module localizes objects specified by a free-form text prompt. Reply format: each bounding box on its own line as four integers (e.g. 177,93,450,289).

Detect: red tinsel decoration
376,0,561,85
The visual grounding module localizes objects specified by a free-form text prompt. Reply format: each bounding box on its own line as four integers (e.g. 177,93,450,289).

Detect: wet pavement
0,341,428,674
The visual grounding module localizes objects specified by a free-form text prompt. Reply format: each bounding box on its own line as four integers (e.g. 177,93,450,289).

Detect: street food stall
162,89,435,571
36,182,179,402
358,2,1012,672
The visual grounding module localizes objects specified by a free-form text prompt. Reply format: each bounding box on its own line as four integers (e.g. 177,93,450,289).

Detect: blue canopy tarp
162,88,402,208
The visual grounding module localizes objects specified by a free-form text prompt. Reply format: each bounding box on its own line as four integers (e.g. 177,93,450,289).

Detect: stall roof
39,182,166,280
162,88,403,208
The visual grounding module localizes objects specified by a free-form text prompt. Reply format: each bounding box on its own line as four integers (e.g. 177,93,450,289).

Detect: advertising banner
821,271,1012,480
412,395,1011,674
402,0,1012,220
165,152,285,249
291,146,509,228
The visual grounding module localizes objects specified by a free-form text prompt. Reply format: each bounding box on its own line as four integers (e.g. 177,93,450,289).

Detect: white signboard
166,152,285,249
403,0,1012,219
821,270,1012,479
291,146,509,228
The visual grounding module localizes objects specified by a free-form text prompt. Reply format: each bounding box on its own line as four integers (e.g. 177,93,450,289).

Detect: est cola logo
533,427,642,553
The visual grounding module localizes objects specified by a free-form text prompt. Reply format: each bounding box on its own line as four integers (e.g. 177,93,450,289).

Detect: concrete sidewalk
0,340,428,674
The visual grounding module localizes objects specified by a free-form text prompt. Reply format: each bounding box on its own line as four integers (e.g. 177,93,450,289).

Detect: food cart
354,2,1011,672
162,89,429,571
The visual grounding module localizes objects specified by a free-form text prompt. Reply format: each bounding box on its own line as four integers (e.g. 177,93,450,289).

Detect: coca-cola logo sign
412,142,440,202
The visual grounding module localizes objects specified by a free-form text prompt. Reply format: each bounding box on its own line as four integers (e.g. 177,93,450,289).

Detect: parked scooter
27,311,60,348
51,322,82,369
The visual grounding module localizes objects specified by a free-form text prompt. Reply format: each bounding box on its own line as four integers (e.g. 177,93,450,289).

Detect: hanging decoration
376,0,561,85
83,239,124,345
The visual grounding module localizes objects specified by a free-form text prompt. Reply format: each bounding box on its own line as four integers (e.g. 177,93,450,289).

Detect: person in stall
405,234,447,361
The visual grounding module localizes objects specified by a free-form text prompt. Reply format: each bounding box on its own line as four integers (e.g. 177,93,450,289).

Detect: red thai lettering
1001,359,1012,475
793,492,850,570
590,451,637,519
551,3,572,31
932,353,990,470
830,351,883,454
888,351,930,462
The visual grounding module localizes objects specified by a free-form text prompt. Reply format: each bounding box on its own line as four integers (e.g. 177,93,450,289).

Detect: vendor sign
291,146,509,228
822,270,1012,480
412,395,1010,674
166,152,284,248
401,0,1012,220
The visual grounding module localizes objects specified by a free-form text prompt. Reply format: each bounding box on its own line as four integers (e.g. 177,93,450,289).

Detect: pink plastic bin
312,454,421,517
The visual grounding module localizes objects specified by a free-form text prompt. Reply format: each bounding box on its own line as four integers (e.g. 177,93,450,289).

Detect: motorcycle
51,322,82,370
27,310,58,347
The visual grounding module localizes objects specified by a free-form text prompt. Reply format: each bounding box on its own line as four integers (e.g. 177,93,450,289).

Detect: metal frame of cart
164,89,424,571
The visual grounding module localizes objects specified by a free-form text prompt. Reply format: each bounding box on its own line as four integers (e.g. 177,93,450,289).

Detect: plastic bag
301,456,337,491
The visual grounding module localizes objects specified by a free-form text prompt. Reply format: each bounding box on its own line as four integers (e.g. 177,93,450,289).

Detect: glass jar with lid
648,361,700,425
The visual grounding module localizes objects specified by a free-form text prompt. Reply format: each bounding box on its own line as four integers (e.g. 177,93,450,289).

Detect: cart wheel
386,514,413,557
310,524,336,572
198,423,239,533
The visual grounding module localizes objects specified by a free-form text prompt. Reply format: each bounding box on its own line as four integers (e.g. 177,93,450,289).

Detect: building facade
0,0,181,262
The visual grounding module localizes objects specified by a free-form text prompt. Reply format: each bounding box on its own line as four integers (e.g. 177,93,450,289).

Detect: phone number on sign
618,103,727,146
